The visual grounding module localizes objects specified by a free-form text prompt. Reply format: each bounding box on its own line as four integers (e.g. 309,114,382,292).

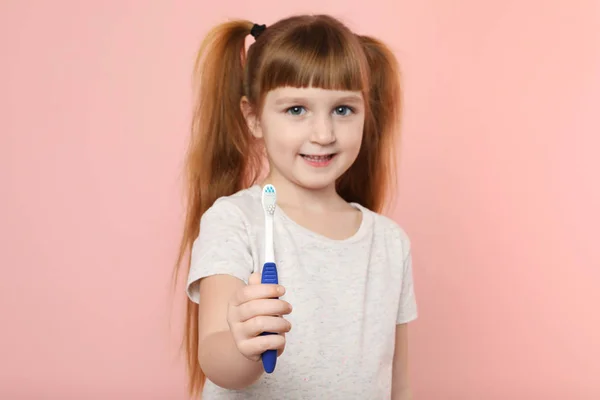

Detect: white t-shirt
186,184,418,399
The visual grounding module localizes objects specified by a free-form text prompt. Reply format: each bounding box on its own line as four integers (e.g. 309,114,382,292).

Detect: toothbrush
260,184,279,374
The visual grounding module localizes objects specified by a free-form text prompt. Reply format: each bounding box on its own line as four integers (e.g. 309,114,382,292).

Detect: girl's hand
226,273,292,362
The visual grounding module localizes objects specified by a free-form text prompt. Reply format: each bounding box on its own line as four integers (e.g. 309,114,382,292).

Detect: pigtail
174,20,260,397
338,35,403,214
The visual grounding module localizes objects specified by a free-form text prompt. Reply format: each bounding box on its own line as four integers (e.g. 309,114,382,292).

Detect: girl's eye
334,106,353,116
286,106,305,116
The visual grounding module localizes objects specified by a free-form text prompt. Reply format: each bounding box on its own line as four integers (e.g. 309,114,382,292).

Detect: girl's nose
310,116,336,144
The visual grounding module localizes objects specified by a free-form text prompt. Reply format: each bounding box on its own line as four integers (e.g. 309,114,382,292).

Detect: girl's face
246,86,365,193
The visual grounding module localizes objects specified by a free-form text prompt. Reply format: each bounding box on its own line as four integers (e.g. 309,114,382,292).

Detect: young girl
174,14,418,399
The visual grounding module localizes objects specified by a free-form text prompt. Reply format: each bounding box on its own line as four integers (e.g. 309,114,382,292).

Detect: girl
174,14,418,399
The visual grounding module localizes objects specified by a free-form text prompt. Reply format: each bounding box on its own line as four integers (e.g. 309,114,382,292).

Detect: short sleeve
396,241,418,324
186,199,254,304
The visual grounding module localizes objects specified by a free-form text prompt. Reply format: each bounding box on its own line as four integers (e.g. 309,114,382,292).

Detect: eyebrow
337,95,364,104
274,94,364,106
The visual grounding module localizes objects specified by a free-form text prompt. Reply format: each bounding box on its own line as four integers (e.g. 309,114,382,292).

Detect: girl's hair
174,14,403,396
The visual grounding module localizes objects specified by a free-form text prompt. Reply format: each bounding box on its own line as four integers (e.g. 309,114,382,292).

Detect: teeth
302,155,332,161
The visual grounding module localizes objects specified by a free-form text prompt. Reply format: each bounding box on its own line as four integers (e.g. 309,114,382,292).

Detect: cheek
262,119,304,154
264,136,291,155
339,123,364,152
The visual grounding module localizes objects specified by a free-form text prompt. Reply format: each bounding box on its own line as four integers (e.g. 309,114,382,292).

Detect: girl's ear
240,96,263,139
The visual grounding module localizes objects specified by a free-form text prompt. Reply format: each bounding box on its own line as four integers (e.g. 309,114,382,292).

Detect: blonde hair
174,14,403,397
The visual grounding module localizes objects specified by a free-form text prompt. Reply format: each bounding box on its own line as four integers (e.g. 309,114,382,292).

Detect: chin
296,180,337,191
291,172,345,192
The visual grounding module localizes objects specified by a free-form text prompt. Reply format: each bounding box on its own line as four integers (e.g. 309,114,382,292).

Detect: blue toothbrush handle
260,262,279,373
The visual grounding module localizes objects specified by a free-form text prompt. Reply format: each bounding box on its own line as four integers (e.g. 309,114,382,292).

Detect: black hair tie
250,23,267,39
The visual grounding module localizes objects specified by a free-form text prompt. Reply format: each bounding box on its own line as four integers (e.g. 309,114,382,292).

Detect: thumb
248,272,261,285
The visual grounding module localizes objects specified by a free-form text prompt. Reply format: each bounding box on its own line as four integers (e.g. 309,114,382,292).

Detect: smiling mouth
299,154,336,161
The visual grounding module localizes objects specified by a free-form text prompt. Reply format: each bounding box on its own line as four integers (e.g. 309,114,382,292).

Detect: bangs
257,24,368,94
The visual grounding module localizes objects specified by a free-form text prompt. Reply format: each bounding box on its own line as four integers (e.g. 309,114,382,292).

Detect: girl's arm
391,323,413,400
197,274,264,389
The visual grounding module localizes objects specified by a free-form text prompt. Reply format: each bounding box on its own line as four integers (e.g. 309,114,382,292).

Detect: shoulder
187,186,261,303
201,185,262,228
360,206,411,258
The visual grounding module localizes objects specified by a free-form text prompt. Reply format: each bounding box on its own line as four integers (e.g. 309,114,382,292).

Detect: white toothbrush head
261,184,277,216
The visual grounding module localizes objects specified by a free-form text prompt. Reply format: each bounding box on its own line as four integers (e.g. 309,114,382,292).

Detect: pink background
2,0,599,398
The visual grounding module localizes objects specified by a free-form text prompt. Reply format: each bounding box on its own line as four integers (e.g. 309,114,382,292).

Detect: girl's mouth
299,154,336,167
300,154,335,161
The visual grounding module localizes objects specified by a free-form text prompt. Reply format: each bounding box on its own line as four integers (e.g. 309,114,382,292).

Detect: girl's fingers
237,298,292,322
241,315,292,337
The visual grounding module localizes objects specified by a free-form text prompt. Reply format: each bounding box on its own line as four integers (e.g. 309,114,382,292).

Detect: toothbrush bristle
262,184,277,215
